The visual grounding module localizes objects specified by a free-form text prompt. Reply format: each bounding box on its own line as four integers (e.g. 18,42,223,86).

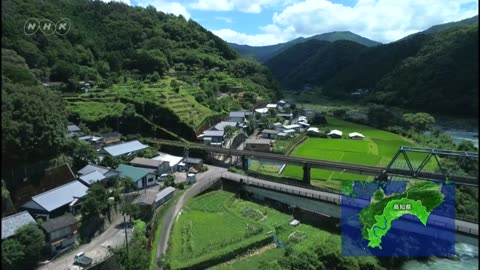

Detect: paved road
37,210,134,270
154,166,225,268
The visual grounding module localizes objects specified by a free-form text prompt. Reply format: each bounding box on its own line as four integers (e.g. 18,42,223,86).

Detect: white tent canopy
327,130,343,137
348,132,365,138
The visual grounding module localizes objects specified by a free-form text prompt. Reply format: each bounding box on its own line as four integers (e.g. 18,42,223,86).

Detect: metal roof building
1,211,36,239
130,157,167,169
21,181,89,217
212,121,238,131
116,164,155,181
78,164,110,176
103,140,148,157
78,171,106,186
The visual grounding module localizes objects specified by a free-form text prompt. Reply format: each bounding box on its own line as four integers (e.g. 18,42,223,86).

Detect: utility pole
184,147,189,183
123,214,129,256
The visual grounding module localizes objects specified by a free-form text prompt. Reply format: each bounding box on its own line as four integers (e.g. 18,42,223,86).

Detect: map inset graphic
341,180,455,256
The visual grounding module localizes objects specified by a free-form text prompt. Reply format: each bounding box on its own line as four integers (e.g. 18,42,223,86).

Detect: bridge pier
303,165,311,185
241,155,248,171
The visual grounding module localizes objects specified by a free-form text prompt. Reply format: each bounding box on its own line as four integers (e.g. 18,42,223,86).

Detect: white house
349,132,365,140
283,124,302,132
229,111,253,124
152,152,184,173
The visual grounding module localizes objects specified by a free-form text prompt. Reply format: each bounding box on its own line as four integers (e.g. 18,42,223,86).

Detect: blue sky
106,0,478,46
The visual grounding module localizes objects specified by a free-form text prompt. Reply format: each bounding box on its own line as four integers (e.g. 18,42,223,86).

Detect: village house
41,213,78,255
152,152,184,173
102,140,149,157
1,211,36,240
229,111,253,124
20,180,89,220
116,164,157,189
183,158,204,171
245,138,271,152
101,132,122,145
198,130,225,146
129,157,170,175
261,129,280,139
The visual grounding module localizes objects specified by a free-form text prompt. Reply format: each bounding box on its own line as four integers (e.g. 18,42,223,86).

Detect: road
154,166,225,268
37,212,134,270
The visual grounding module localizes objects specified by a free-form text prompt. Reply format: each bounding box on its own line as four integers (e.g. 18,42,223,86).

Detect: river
402,242,478,270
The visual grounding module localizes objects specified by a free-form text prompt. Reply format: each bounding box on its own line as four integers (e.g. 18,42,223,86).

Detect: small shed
327,130,343,138
155,187,176,208
348,132,365,140
261,129,280,139
187,173,196,184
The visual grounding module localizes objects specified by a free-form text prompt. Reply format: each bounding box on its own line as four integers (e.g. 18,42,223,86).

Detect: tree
81,184,111,221
121,201,140,222
100,155,120,169
367,105,394,128
16,224,46,260
401,112,435,132
2,83,67,167
224,125,236,138
163,174,176,188
63,139,98,171
2,238,25,269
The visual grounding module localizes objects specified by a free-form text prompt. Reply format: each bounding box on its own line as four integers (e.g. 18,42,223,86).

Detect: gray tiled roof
103,140,148,157
213,121,238,131
78,164,110,176
229,111,252,118
79,171,106,185
1,211,36,239
67,125,81,132
130,157,165,168
41,213,76,233
202,130,224,137
30,181,89,212
246,138,271,145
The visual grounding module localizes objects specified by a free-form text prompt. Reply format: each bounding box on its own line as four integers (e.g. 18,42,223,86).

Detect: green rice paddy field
281,117,431,190
167,190,380,269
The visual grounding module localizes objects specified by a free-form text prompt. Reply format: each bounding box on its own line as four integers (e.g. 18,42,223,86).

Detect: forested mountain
229,31,381,63
266,24,478,116
1,0,280,167
265,39,367,89
401,15,478,40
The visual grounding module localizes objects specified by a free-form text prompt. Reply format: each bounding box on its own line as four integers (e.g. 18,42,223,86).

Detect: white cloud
212,28,292,46
213,0,478,45
190,0,281,13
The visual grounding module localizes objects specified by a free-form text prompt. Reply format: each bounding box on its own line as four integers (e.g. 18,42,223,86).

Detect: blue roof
30,181,89,212
229,111,252,118
79,171,106,185
103,140,148,157
116,164,155,182
1,211,36,239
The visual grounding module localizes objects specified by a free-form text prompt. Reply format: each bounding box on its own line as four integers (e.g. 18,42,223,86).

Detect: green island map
357,181,445,250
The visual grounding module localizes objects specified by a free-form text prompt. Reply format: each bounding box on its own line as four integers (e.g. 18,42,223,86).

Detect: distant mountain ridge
229,31,381,62
265,21,478,116
401,15,478,40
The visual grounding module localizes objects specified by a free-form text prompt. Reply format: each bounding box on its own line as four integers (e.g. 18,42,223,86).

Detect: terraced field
64,77,220,129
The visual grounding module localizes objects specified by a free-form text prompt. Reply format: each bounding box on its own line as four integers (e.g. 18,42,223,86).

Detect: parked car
74,252,93,267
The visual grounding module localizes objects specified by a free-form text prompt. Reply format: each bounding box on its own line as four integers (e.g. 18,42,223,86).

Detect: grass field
167,191,271,269
181,190,381,270
282,117,425,189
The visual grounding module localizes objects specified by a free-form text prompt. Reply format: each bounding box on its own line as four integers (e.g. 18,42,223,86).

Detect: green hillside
2,0,280,136
267,23,478,117
229,31,380,63
265,39,366,89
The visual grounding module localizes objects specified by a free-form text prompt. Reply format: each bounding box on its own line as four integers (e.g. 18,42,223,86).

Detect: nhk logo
24,18,71,35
